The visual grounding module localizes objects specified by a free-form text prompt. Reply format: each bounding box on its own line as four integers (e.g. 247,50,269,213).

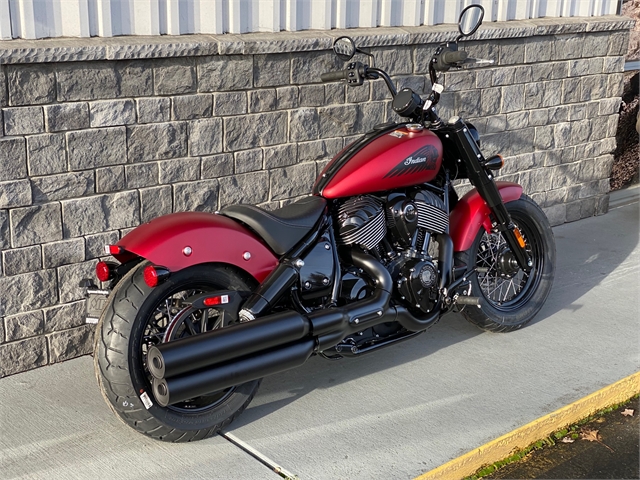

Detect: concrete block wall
0,16,633,376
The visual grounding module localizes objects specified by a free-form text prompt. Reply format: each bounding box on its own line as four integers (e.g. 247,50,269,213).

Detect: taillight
143,265,170,288
104,245,122,255
96,261,114,282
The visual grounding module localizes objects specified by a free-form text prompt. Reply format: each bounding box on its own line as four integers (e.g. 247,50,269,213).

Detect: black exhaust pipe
153,339,314,407
148,310,310,379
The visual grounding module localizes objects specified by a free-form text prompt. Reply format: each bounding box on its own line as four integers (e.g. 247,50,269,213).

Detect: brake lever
463,57,495,65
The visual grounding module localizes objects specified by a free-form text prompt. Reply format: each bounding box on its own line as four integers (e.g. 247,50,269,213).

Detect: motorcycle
86,5,555,442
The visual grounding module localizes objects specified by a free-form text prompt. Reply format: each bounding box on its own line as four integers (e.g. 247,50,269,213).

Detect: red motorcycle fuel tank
313,124,443,199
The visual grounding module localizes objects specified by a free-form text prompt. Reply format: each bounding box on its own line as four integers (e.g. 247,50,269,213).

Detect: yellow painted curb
415,371,640,480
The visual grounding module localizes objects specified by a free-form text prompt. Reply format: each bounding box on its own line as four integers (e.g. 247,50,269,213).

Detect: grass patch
464,393,639,480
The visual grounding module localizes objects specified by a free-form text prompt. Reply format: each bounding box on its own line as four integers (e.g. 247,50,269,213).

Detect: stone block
214,91,247,116
47,324,94,364
67,127,127,170
249,89,278,113
62,191,140,237
291,51,341,85
277,86,300,110
571,119,592,145
513,65,533,84
0,269,58,317
396,76,425,95
606,73,624,98
318,104,359,138
0,179,31,209
137,97,171,124
7,65,55,106
565,200,581,222
519,167,553,194
603,56,625,74
32,171,94,203
189,118,223,156
140,185,172,223
96,166,125,193
290,108,320,142
606,114,619,138
485,114,507,133
554,122,572,148
44,301,85,333
3,245,41,276
593,155,614,179
219,172,268,207
4,310,43,341
492,67,515,87
599,137,617,155
598,98,621,116
224,112,286,151
254,53,291,88
235,149,263,174
269,163,315,201
42,238,85,269
158,157,200,184
125,162,159,189
529,109,549,127
116,60,153,97
3,106,44,135
506,111,529,130
548,105,569,124
27,134,67,176
0,210,9,249
524,36,553,63
128,122,187,161
56,62,119,101
534,125,555,150
154,58,196,95
574,142,600,161
377,46,413,75
476,69,493,88
90,99,136,127
264,143,298,168
581,32,611,58
173,179,219,212
580,75,608,102
198,55,253,92
608,31,630,56
85,231,119,259
553,34,583,59
58,260,98,303
580,197,596,218
0,336,48,377
595,193,609,216
543,203,566,226
0,137,27,180
501,85,524,113
444,70,476,92
298,85,325,107
499,40,525,65
562,77,581,105
544,188,567,207
201,153,234,179
172,94,213,120
10,203,62,248
568,57,603,77
44,102,89,132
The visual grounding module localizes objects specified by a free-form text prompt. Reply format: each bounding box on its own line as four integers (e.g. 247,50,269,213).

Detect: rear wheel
456,195,555,332
94,263,260,442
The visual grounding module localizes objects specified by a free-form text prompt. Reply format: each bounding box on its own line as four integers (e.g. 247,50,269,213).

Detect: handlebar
441,50,468,65
320,70,348,82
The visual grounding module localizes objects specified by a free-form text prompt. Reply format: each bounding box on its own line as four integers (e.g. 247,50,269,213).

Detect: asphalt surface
1,186,639,480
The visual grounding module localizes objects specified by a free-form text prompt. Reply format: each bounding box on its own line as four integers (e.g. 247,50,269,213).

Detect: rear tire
94,263,260,442
456,194,555,332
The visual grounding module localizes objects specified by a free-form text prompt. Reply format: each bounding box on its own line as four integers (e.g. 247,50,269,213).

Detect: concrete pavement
1,186,638,480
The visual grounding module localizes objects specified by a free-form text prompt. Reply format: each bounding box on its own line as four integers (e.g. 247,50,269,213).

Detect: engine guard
113,212,279,283
449,181,523,252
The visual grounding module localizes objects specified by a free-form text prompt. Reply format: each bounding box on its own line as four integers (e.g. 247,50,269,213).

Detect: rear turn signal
143,265,170,288
96,261,115,282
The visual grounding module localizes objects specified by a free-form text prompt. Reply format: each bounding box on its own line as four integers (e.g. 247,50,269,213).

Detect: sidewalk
1,186,638,480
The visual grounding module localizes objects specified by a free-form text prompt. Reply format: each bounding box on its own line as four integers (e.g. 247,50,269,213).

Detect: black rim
139,283,235,413
475,213,544,311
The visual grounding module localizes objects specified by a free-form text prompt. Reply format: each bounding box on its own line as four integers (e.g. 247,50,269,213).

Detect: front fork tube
450,118,532,272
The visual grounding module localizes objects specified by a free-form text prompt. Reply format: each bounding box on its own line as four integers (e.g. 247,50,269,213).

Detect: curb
415,371,640,480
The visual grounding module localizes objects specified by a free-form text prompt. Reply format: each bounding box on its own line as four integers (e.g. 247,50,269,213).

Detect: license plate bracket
86,293,109,324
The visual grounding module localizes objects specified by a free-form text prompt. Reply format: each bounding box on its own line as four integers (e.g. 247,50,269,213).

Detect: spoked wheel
94,263,261,442
457,195,556,332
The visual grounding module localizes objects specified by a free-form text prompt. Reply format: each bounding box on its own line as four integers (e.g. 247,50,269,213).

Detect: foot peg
455,295,483,307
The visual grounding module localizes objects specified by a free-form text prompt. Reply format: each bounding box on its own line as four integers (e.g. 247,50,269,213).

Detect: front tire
94,263,261,442
456,194,556,332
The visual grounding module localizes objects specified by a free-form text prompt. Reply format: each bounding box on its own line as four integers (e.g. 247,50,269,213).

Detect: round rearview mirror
458,4,484,37
333,36,357,61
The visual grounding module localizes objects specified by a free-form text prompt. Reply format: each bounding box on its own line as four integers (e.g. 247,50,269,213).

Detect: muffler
152,339,314,407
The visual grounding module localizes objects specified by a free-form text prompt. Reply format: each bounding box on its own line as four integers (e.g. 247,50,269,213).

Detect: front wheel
94,262,261,442
456,194,556,332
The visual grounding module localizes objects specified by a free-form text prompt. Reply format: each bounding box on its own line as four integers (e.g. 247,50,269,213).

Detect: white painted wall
0,0,622,40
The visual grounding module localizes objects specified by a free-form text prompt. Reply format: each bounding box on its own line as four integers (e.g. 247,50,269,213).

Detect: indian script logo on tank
383,145,439,178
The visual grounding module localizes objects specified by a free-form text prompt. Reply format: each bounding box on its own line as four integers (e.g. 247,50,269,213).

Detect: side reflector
96,262,112,282
203,295,230,306
105,245,122,255
143,266,159,288
513,228,526,249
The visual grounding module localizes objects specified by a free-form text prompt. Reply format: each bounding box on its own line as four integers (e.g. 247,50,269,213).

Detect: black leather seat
221,196,327,256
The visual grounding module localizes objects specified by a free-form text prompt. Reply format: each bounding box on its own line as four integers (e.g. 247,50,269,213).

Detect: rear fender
114,212,278,283
449,181,523,252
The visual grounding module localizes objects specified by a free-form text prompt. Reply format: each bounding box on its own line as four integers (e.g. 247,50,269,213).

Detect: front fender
115,212,279,283
449,181,523,252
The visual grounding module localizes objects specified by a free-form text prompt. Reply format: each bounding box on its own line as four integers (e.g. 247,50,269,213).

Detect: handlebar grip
320,70,348,82
441,50,469,65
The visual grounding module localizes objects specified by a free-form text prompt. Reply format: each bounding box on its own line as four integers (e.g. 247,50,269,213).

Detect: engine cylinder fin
416,202,449,234
337,196,387,250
